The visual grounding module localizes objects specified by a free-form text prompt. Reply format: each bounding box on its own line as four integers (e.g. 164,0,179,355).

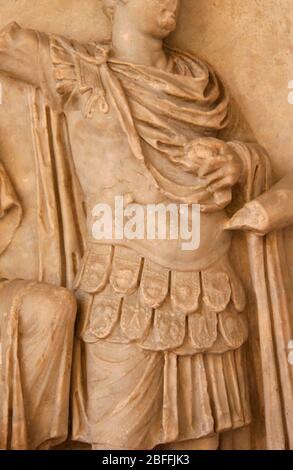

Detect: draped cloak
0,22,292,449
49,36,293,449
0,162,22,258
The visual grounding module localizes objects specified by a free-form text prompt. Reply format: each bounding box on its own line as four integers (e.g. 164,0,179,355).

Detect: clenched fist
184,137,243,193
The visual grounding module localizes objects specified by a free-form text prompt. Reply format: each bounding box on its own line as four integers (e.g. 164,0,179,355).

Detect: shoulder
50,33,98,62
0,21,40,50
166,46,219,78
50,36,109,115
0,21,22,37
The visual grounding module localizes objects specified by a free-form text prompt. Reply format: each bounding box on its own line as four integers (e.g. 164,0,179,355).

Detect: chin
155,26,177,39
159,22,177,37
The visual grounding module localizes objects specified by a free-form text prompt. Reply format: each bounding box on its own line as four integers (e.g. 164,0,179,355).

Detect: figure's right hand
184,137,243,192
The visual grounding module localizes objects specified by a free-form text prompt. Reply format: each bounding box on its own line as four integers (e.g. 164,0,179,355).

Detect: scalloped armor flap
188,309,218,349
202,271,231,312
140,259,169,309
110,246,142,296
170,271,200,314
75,244,113,294
120,291,153,341
154,303,186,350
83,285,121,341
218,310,249,349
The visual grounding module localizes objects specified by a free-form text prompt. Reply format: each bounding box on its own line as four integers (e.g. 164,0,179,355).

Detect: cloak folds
0,161,22,257
229,142,293,449
28,87,86,288
0,21,291,447
48,42,293,449
0,163,23,449
0,91,79,450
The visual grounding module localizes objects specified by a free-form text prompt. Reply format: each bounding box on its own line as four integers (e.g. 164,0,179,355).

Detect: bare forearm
226,173,293,235
251,173,293,232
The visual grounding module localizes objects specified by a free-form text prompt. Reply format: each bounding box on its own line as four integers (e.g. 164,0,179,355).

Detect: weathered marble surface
0,0,292,281
0,0,292,451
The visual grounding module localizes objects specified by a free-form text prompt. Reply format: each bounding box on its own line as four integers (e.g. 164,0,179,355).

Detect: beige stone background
0,0,293,280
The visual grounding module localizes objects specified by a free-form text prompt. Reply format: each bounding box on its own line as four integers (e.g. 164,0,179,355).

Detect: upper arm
0,22,67,111
0,23,105,113
0,22,41,87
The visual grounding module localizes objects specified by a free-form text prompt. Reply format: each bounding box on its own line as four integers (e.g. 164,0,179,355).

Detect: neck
111,11,168,69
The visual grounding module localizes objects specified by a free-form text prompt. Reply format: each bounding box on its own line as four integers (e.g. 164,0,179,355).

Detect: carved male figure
0,0,292,450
